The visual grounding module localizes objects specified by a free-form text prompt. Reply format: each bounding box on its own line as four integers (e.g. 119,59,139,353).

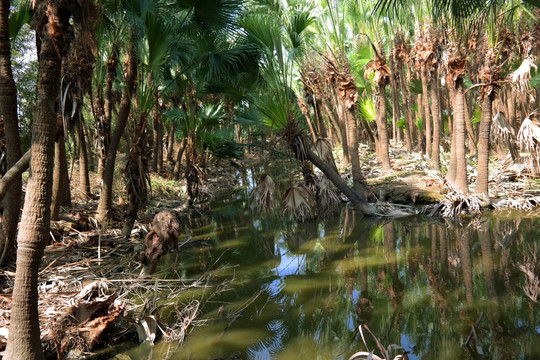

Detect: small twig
465,312,485,346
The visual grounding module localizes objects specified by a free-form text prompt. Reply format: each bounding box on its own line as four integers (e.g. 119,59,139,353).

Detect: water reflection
116,206,540,360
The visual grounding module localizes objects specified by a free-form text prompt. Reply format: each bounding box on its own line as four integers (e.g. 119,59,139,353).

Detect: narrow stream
107,174,540,359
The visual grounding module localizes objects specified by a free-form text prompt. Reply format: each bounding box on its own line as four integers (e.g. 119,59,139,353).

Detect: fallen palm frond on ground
429,183,484,219
0,208,233,358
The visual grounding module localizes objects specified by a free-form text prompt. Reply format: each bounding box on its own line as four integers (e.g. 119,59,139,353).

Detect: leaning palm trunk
4,4,62,357
305,148,375,215
0,0,22,267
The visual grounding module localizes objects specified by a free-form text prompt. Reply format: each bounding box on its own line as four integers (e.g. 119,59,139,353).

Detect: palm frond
282,184,315,221
251,174,276,214
517,116,540,153
492,111,515,141
316,175,341,211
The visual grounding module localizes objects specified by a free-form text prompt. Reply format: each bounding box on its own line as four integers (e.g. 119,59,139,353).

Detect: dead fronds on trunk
251,174,276,215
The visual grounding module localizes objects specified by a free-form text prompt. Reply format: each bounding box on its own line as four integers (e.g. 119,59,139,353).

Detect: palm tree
5,1,98,357
0,0,23,267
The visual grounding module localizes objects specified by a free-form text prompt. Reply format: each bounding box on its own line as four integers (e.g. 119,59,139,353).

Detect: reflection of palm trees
458,226,474,303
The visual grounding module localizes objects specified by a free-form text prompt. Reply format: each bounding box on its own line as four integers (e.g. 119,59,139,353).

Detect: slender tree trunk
4,4,62,356
0,150,30,204
346,109,365,193
375,83,392,172
76,113,91,198
322,100,344,148
96,48,119,175
464,95,477,156
173,136,188,181
454,78,468,193
152,108,163,173
430,69,441,171
51,115,65,221
97,37,137,222
329,87,350,166
397,58,413,152
389,56,401,143
0,0,22,267
447,87,457,183
475,91,494,199
313,100,327,138
421,65,432,157
166,124,175,166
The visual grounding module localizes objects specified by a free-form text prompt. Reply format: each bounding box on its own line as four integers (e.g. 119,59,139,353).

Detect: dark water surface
113,186,540,360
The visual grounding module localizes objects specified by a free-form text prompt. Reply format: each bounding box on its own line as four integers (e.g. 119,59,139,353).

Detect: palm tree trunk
76,113,91,198
0,150,30,203
97,36,137,222
475,91,494,198
4,4,62,356
346,109,365,193
430,69,441,171
446,87,457,183
173,136,188,181
305,149,375,215
454,77,468,193
376,83,392,172
152,107,163,173
421,65,432,157
464,95,477,156
166,124,175,166
51,114,65,221
0,0,22,267
396,57,413,152
389,56,401,143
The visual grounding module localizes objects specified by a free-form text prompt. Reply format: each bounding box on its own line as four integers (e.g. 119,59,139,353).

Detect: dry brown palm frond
313,138,335,167
251,174,276,214
433,183,484,219
511,56,538,92
315,175,340,211
517,116,540,153
282,184,315,222
492,112,515,141
493,196,540,211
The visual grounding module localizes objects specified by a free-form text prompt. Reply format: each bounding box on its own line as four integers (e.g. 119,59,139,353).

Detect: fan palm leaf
282,184,315,221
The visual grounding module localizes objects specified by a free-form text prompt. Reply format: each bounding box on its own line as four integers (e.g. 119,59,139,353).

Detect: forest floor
1,142,539,358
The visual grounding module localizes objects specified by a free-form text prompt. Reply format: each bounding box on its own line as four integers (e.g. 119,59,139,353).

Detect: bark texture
475,92,494,198
4,3,63,357
0,0,22,266
97,38,137,222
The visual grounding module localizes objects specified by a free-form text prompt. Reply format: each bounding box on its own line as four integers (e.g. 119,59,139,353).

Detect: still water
115,187,540,360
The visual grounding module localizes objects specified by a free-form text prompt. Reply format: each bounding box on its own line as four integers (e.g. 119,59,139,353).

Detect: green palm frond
176,0,243,34
358,98,376,122
240,13,281,53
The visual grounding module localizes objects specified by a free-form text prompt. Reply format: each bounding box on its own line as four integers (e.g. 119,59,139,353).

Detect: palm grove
0,0,539,358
